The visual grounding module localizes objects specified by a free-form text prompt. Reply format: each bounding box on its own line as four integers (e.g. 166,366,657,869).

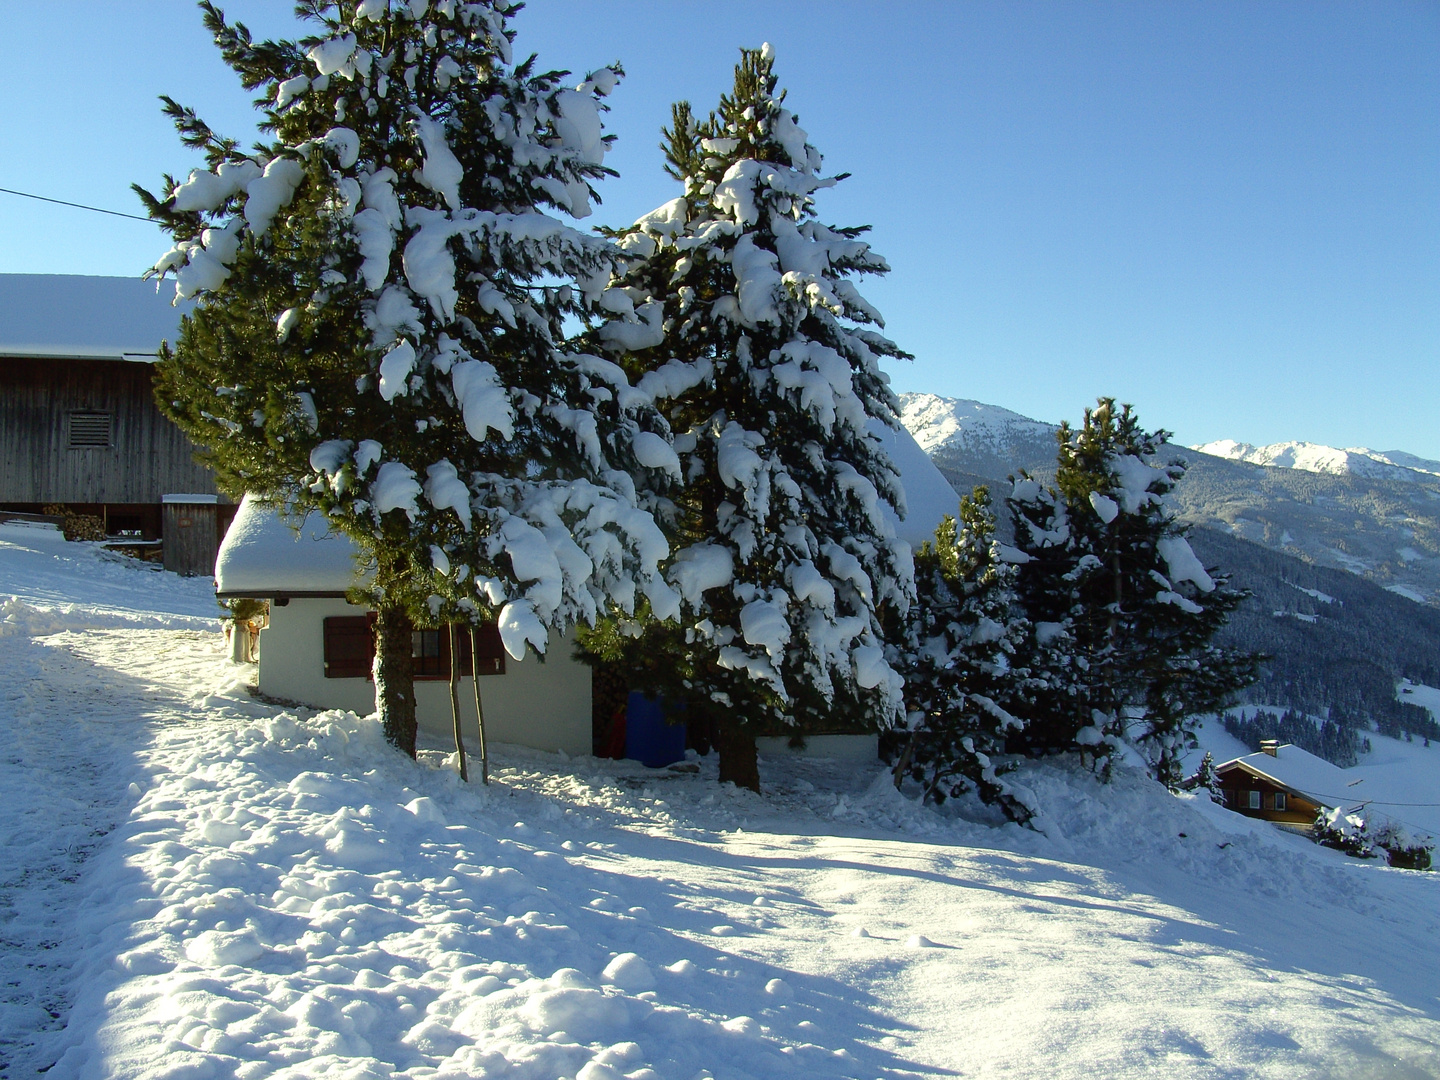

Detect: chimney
1259,740,1279,757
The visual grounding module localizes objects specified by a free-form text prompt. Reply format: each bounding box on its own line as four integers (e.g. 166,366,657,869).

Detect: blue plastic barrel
624,692,687,768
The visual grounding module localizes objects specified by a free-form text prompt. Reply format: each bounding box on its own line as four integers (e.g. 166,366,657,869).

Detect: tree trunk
448,624,468,781
892,731,917,791
715,719,760,792
470,626,490,784
373,600,417,757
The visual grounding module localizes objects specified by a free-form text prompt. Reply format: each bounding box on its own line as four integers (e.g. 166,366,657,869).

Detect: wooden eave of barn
1214,759,1331,825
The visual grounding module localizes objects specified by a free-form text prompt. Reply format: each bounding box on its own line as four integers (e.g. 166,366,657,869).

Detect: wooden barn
0,273,232,575
1214,742,1349,827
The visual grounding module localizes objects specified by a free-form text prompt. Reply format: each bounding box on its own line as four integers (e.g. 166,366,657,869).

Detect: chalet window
1248,790,1261,810
323,615,504,679
451,622,507,678
1274,792,1287,811
412,628,446,677
323,615,374,678
415,623,506,679
68,411,113,447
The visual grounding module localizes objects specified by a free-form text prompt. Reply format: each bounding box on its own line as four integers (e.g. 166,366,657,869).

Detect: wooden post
470,625,490,784
448,624,469,782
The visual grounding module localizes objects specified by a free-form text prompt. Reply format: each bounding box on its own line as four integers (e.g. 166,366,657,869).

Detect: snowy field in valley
1,522,1438,1080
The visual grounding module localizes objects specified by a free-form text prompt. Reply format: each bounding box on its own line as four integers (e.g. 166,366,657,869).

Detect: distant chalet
0,274,233,574
1215,742,1353,827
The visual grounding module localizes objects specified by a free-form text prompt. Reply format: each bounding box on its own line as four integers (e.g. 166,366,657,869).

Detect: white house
213,421,963,756
215,495,594,755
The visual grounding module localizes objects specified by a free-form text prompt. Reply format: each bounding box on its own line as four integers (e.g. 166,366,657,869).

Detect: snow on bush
1314,807,1434,869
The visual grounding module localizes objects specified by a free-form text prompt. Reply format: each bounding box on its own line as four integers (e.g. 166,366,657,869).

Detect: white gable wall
260,598,592,756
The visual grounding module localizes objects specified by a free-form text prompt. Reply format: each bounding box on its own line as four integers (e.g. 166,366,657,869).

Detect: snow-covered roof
1218,745,1355,808
0,274,191,361
869,419,961,548
215,495,369,598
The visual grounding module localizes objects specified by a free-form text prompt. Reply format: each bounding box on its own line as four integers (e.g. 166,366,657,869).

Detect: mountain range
899,393,1440,608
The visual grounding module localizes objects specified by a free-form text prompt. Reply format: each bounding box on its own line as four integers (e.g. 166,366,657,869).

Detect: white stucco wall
755,734,879,761
257,598,592,756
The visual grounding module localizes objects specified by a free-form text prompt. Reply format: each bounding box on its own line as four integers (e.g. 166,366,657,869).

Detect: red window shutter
324,616,374,679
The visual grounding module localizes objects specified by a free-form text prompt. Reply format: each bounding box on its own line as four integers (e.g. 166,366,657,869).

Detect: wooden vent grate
69,411,112,447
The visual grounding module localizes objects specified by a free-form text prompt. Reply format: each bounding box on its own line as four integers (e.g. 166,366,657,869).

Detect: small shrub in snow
1314,807,1434,869
1370,821,1434,871
1182,751,1225,801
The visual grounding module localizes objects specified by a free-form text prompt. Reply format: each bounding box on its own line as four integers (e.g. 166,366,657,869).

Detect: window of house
1248,790,1261,810
323,615,505,679
412,628,445,677
68,411,113,447
323,615,374,679
1274,792,1287,811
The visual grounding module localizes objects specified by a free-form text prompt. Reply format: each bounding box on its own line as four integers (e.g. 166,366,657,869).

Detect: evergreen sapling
892,488,1038,825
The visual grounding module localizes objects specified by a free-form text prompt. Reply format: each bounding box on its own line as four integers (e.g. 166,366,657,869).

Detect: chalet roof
215,423,959,596
1217,745,1356,809
215,495,370,598
0,273,192,361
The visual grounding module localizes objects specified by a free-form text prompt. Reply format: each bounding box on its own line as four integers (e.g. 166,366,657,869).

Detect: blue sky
1,1,1435,457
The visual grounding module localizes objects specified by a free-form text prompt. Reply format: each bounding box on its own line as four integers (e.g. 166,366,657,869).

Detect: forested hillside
1187,527,1440,742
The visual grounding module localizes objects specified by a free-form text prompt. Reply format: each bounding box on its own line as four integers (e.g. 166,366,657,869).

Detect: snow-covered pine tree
1007,399,1258,785
1005,472,1090,761
583,46,914,790
1188,750,1224,800
891,488,1037,824
141,1,681,756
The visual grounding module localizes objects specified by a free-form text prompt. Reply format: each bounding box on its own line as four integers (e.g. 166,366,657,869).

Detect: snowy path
0,618,240,1078
1,523,1438,1079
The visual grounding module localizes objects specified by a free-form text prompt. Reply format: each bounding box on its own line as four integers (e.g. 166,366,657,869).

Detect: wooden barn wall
0,357,219,504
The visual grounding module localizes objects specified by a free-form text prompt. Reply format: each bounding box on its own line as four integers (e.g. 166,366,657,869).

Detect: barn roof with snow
0,273,191,361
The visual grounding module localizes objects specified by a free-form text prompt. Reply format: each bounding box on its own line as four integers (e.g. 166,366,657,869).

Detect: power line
0,186,154,223
1312,796,1440,808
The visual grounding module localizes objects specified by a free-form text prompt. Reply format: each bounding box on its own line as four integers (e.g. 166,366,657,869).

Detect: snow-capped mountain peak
899,392,1057,456
1192,439,1440,484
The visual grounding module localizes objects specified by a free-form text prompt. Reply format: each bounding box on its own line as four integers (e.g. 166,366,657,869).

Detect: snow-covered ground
2,522,1439,1080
